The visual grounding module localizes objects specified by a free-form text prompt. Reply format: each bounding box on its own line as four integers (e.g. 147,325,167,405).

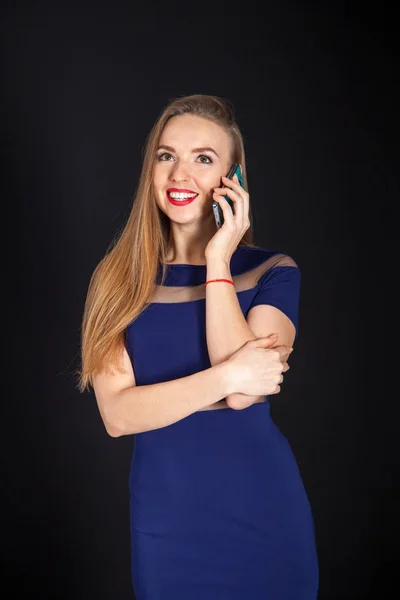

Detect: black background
2,1,398,598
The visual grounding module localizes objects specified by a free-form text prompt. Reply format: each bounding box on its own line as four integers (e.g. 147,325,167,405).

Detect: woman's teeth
168,192,197,200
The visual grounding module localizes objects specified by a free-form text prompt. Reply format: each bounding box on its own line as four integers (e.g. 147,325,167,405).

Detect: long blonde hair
77,94,256,392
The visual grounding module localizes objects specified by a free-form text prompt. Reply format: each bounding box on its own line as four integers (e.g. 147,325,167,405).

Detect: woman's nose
171,162,191,182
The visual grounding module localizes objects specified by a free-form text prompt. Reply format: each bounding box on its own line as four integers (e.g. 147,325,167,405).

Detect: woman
78,94,319,599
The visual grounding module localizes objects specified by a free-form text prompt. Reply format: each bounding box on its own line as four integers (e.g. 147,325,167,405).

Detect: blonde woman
78,94,319,599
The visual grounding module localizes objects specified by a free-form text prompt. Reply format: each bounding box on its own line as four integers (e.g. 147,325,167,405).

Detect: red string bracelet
205,278,235,286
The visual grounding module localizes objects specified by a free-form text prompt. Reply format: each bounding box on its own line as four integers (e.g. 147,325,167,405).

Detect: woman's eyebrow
157,145,220,158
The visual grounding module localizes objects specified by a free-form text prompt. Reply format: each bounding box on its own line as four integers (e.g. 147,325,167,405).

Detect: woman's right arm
93,345,233,437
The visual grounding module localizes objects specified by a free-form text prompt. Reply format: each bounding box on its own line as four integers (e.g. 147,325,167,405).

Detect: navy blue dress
125,245,319,599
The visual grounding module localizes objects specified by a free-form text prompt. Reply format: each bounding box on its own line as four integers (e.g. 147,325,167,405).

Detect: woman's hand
223,336,292,410
225,357,290,410
205,171,250,264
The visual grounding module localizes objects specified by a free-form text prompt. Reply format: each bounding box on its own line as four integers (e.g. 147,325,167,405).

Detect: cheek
153,161,173,185
198,171,221,193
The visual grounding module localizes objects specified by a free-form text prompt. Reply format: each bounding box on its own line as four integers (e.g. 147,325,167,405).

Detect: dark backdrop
3,2,397,599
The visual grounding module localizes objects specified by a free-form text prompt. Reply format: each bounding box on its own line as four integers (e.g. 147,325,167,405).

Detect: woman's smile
166,188,199,206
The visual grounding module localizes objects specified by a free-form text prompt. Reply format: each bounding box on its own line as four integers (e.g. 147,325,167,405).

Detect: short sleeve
249,265,301,334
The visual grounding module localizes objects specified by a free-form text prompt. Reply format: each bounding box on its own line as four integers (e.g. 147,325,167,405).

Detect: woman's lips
166,191,198,206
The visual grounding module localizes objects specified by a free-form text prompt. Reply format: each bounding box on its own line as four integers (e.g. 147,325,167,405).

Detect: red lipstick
166,188,198,206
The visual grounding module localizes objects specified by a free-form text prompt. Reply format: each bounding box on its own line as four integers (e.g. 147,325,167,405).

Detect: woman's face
153,114,232,224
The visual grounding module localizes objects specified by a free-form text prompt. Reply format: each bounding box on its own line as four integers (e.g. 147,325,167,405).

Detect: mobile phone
212,163,244,229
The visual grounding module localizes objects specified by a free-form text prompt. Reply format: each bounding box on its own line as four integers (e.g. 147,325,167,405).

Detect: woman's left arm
205,175,295,409
205,257,295,409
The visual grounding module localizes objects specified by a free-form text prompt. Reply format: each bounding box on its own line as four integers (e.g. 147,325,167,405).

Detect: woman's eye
157,153,173,161
198,155,212,164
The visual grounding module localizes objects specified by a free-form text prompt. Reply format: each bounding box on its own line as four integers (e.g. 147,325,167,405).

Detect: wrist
206,258,232,280
215,361,236,396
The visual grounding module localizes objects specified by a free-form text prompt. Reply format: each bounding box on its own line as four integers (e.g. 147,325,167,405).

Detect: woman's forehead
160,115,230,150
